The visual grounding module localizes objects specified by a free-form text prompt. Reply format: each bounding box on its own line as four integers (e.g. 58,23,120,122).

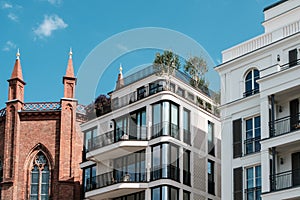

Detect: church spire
63,48,76,99
65,48,74,78
10,48,23,81
116,64,124,89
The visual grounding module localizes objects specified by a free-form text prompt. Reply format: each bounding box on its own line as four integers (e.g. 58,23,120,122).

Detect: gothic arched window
30,152,50,200
244,69,260,97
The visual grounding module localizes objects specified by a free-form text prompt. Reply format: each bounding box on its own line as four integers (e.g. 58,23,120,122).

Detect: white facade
80,66,221,200
216,0,300,200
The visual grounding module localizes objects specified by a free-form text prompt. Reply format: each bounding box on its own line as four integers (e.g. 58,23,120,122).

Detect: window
137,86,146,100
245,116,261,155
183,150,190,185
289,48,298,67
114,150,146,183
183,190,190,200
208,121,215,156
129,108,147,140
152,101,179,140
115,117,128,141
30,152,50,200
113,191,145,200
246,166,261,200
208,160,215,195
83,165,96,192
244,69,259,97
151,143,179,182
84,127,98,151
149,81,164,95
151,186,179,200
183,109,191,145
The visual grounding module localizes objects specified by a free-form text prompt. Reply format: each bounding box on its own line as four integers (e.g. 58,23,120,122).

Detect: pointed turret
7,49,26,102
65,48,75,78
10,49,23,81
116,64,124,89
63,48,76,99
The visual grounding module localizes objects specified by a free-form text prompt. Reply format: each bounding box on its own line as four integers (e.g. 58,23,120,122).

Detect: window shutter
233,167,243,200
289,49,298,67
233,119,242,158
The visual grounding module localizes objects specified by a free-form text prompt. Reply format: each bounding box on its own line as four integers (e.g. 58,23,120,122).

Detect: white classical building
80,65,221,200
216,0,300,199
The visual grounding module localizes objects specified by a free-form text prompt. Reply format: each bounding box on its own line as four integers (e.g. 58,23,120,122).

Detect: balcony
270,169,300,191
152,121,179,140
244,136,261,155
269,113,300,138
151,164,180,182
85,171,147,199
86,129,148,161
244,187,261,200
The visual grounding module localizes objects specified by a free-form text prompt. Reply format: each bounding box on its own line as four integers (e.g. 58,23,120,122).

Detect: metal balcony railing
270,169,300,191
244,136,261,155
269,113,300,137
86,170,147,192
151,164,180,182
243,88,259,98
244,186,261,200
152,121,179,140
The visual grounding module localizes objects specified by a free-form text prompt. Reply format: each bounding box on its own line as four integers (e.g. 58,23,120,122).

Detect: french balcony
183,169,191,186
244,187,261,200
183,129,191,145
270,169,300,191
151,121,180,140
269,113,300,138
85,171,147,199
244,136,261,155
86,128,148,161
150,164,180,182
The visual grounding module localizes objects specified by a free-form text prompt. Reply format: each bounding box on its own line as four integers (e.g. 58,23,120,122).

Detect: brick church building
0,50,85,199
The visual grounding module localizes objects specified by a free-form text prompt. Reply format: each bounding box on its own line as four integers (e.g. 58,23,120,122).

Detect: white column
146,146,152,182
261,149,270,193
260,96,270,139
147,105,152,140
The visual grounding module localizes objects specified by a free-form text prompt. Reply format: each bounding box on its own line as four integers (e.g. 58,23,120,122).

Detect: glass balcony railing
152,121,179,140
151,164,180,182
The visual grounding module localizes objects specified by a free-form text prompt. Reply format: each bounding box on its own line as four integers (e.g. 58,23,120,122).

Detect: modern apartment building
216,0,300,199
80,65,221,200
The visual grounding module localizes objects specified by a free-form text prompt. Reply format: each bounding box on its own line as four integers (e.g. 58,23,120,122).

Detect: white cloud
34,14,68,39
2,41,16,51
7,13,18,22
2,2,12,9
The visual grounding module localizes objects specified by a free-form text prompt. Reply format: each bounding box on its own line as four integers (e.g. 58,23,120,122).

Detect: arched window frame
244,69,260,97
29,152,51,200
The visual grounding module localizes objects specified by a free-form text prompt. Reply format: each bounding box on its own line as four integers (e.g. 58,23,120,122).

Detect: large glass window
245,116,261,155
152,101,179,140
30,152,50,200
183,109,191,145
246,165,261,200
208,160,215,195
244,69,259,97
114,150,146,183
151,186,179,200
115,117,128,141
84,127,98,151
83,165,96,192
129,108,147,140
208,121,215,156
151,143,179,182
183,150,190,185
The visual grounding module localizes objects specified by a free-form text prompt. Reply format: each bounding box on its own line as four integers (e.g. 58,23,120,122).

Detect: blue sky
0,0,279,107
